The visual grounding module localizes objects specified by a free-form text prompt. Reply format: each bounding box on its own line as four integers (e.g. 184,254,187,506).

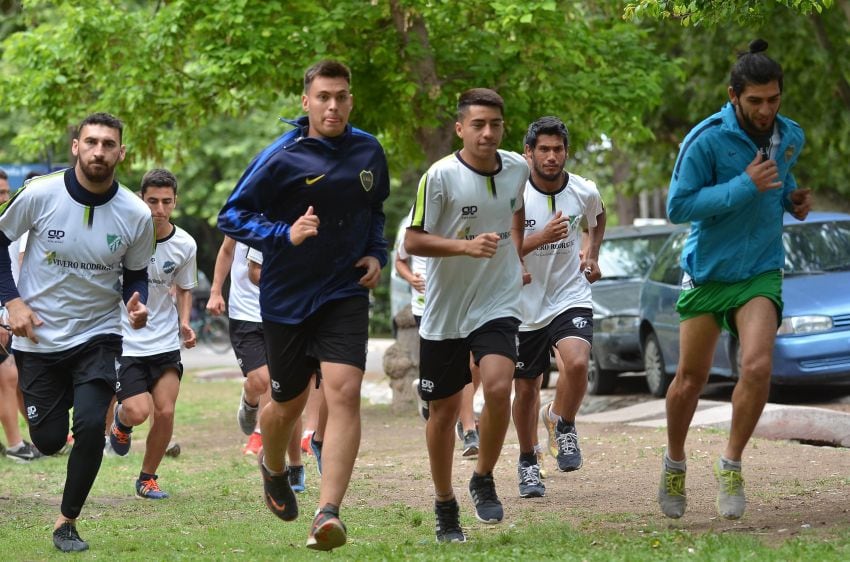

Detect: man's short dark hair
525,116,570,150
303,60,351,93
730,39,783,96
77,112,124,143
141,168,178,195
457,88,504,120
0,169,7,181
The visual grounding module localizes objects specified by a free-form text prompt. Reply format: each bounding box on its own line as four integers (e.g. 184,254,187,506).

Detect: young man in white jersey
395,212,480,457
0,113,155,552
0,169,42,462
206,237,308,490
405,88,529,543
107,169,197,500
510,117,606,498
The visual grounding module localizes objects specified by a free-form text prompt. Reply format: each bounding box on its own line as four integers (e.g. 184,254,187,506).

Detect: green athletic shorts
675,269,783,337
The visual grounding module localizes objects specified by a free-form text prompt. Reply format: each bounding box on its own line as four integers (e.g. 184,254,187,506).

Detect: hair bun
749,39,768,54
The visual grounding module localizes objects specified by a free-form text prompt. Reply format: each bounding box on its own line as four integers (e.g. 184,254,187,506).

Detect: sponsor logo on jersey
107,234,123,253
45,250,56,265
420,379,435,394
524,219,536,229
162,260,176,274
47,229,65,242
305,174,325,185
572,317,589,329
26,405,37,420
359,169,374,192
461,205,478,219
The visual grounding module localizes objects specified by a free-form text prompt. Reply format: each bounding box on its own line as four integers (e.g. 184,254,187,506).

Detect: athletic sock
6,441,25,452
720,456,742,471
547,405,561,424
664,452,687,471
139,471,156,482
519,451,537,465
262,460,285,477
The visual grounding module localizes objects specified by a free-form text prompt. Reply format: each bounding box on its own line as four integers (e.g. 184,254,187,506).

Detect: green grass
1,371,849,560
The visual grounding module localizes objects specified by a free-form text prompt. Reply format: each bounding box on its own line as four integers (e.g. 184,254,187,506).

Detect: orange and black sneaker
257,449,298,521
243,431,262,456
109,404,132,456
136,475,169,500
306,504,347,551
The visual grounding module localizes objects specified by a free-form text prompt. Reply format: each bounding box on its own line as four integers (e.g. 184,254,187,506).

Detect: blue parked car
638,212,850,397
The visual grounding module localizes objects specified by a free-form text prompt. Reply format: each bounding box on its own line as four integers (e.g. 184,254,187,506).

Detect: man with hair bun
658,39,811,521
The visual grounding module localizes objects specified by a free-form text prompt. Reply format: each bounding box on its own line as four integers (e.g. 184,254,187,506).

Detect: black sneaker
288,464,306,493
461,430,479,457
306,505,347,551
434,499,466,543
5,440,43,462
517,460,545,498
52,522,89,552
468,472,503,523
554,420,582,472
257,449,298,521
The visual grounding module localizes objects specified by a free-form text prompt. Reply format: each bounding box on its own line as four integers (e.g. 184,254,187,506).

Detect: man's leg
314,362,363,508
550,338,590,423
0,357,23,448
658,314,719,518
427,391,463,499
137,370,180,498
241,365,271,454
513,376,544,497
260,385,311,474
475,353,515,476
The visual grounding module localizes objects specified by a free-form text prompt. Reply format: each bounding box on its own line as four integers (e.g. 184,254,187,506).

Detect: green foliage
624,0,834,27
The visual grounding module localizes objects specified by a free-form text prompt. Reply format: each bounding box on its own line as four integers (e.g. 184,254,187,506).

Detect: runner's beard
78,160,115,184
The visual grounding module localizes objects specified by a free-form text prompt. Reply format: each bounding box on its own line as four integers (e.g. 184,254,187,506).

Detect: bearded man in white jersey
510,117,606,499
0,112,155,552
107,169,198,502
405,88,529,543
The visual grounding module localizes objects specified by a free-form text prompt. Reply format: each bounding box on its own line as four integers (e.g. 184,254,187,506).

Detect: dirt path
350,404,849,544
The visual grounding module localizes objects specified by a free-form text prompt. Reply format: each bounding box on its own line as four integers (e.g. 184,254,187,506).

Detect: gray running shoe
53,522,88,552
468,472,503,523
554,420,582,472
714,458,746,519
237,389,258,436
461,429,479,457
412,379,429,421
455,420,463,440
5,440,43,462
517,460,545,498
434,499,466,543
658,456,687,518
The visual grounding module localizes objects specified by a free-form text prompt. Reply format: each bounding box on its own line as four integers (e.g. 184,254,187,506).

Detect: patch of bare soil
351,404,850,545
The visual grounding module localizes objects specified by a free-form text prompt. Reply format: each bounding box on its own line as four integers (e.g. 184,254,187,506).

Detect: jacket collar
279,116,352,151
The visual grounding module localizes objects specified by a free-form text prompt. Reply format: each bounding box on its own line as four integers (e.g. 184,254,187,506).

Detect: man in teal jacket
658,39,811,521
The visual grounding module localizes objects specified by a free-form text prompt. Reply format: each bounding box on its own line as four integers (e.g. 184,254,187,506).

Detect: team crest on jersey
359,170,374,192
107,234,123,253
162,260,177,274
45,250,56,265
785,146,795,162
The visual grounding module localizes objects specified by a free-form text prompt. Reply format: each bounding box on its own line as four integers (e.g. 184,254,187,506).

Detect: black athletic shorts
263,296,369,402
514,307,593,379
116,350,183,401
229,318,267,376
418,316,520,401
14,334,122,428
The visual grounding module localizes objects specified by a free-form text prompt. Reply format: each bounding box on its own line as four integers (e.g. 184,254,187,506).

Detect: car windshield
784,220,850,275
598,233,672,279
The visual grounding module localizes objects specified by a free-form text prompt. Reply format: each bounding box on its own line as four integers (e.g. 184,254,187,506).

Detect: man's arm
405,227,500,259
206,236,235,316
176,286,196,348
521,211,569,257
581,208,606,283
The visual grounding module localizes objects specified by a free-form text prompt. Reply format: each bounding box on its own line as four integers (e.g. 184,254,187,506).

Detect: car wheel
643,332,672,397
587,354,617,395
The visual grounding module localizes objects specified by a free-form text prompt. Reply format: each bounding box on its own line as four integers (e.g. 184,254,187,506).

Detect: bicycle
190,312,231,354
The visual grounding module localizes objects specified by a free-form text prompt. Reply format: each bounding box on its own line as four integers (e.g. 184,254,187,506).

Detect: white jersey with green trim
0,171,155,352
228,242,261,322
520,172,604,331
395,212,427,316
121,225,198,356
410,150,528,340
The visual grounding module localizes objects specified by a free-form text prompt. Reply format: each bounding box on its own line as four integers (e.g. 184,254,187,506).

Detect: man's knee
119,397,150,426
29,423,68,455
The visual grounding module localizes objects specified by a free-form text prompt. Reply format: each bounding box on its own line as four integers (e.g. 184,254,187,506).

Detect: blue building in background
0,162,66,190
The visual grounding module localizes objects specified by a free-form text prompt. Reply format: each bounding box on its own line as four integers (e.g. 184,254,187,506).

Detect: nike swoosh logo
305,174,326,185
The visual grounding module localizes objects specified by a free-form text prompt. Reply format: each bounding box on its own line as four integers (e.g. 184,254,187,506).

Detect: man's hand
539,211,570,245
356,255,381,289
746,152,782,192
410,273,426,293
290,205,320,246
181,323,197,349
126,292,148,330
206,293,226,316
6,297,43,343
789,188,812,220
581,257,602,283
464,233,500,258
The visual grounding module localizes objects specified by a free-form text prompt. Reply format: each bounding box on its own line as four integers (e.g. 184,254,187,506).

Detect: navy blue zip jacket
218,116,389,324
